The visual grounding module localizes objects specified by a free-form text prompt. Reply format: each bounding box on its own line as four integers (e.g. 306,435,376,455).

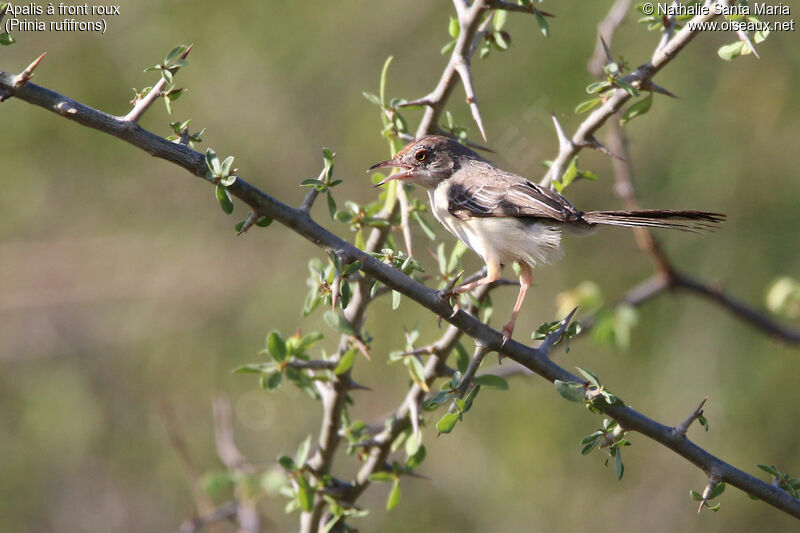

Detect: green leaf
327,191,337,219
717,40,746,61
297,474,314,512
368,472,395,483
454,342,470,374
575,367,600,387
689,490,703,501
559,157,579,190
554,380,585,402
206,148,220,174
323,310,355,336
265,372,283,390
386,479,402,511
615,79,640,97
757,464,779,476
165,44,186,65
493,9,507,31
406,356,428,392
220,155,234,177
406,444,426,470
586,80,610,94
362,91,381,105
575,98,601,114
412,212,436,240
215,184,234,214
581,438,601,455
392,290,402,310
448,16,460,39
0,32,15,46
473,374,509,390
233,362,278,374
334,348,357,375
441,40,457,56
322,147,335,181
620,92,653,125
436,412,460,434
709,482,726,499
278,455,297,471
614,448,624,479
267,331,288,361
535,9,549,37
295,435,312,467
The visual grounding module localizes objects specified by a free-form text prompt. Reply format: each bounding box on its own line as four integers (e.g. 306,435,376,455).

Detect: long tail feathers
581,210,726,232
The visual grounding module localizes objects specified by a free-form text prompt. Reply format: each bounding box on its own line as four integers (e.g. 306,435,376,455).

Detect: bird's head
368,135,481,190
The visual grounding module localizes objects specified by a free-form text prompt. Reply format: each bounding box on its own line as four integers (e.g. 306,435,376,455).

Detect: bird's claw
501,321,515,346
436,288,461,318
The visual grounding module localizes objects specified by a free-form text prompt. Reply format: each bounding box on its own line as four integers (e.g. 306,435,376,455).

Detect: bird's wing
446,168,582,222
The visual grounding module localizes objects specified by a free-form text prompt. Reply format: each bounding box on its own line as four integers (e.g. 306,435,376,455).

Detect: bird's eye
414,150,427,162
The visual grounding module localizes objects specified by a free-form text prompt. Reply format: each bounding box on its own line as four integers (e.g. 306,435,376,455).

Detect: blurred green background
1,1,799,531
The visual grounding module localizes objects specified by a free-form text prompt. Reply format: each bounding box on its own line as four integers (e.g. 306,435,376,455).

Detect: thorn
181,43,194,60
236,211,259,236
599,36,613,63
642,80,679,99
736,29,759,59
351,336,372,361
344,377,371,391
539,306,579,354
399,95,434,108
454,60,487,142
675,396,709,436
578,136,626,161
551,114,572,149
14,52,47,87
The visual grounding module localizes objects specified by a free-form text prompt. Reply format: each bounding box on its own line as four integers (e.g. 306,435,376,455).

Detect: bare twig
455,342,490,396
212,396,260,533
14,52,47,87
178,501,239,533
675,397,708,437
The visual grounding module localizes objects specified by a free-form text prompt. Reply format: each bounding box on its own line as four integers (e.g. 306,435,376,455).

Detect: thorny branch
541,0,722,187
2,0,800,529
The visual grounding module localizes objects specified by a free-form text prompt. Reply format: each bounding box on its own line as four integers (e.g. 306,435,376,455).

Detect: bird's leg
452,258,502,295
501,262,532,345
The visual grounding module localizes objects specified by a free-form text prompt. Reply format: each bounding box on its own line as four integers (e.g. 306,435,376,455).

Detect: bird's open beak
367,160,414,187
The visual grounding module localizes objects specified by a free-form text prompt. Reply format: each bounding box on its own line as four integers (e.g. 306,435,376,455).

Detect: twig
299,166,328,213
14,52,47,87
455,342,490,396
178,501,239,533
675,397,708,437
672,271,800,344
587,0,632,78
212,396,260,533
538,306,579,353
414,0,490,138
124,44,193,124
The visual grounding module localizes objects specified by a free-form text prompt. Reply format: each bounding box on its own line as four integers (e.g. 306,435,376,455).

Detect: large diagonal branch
2,74,799,519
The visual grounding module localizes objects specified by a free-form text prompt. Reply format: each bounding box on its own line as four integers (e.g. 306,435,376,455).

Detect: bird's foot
501,320,516,346
436,288,461,318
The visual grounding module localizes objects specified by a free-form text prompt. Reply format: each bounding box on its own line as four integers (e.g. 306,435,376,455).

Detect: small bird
369,135,724,343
